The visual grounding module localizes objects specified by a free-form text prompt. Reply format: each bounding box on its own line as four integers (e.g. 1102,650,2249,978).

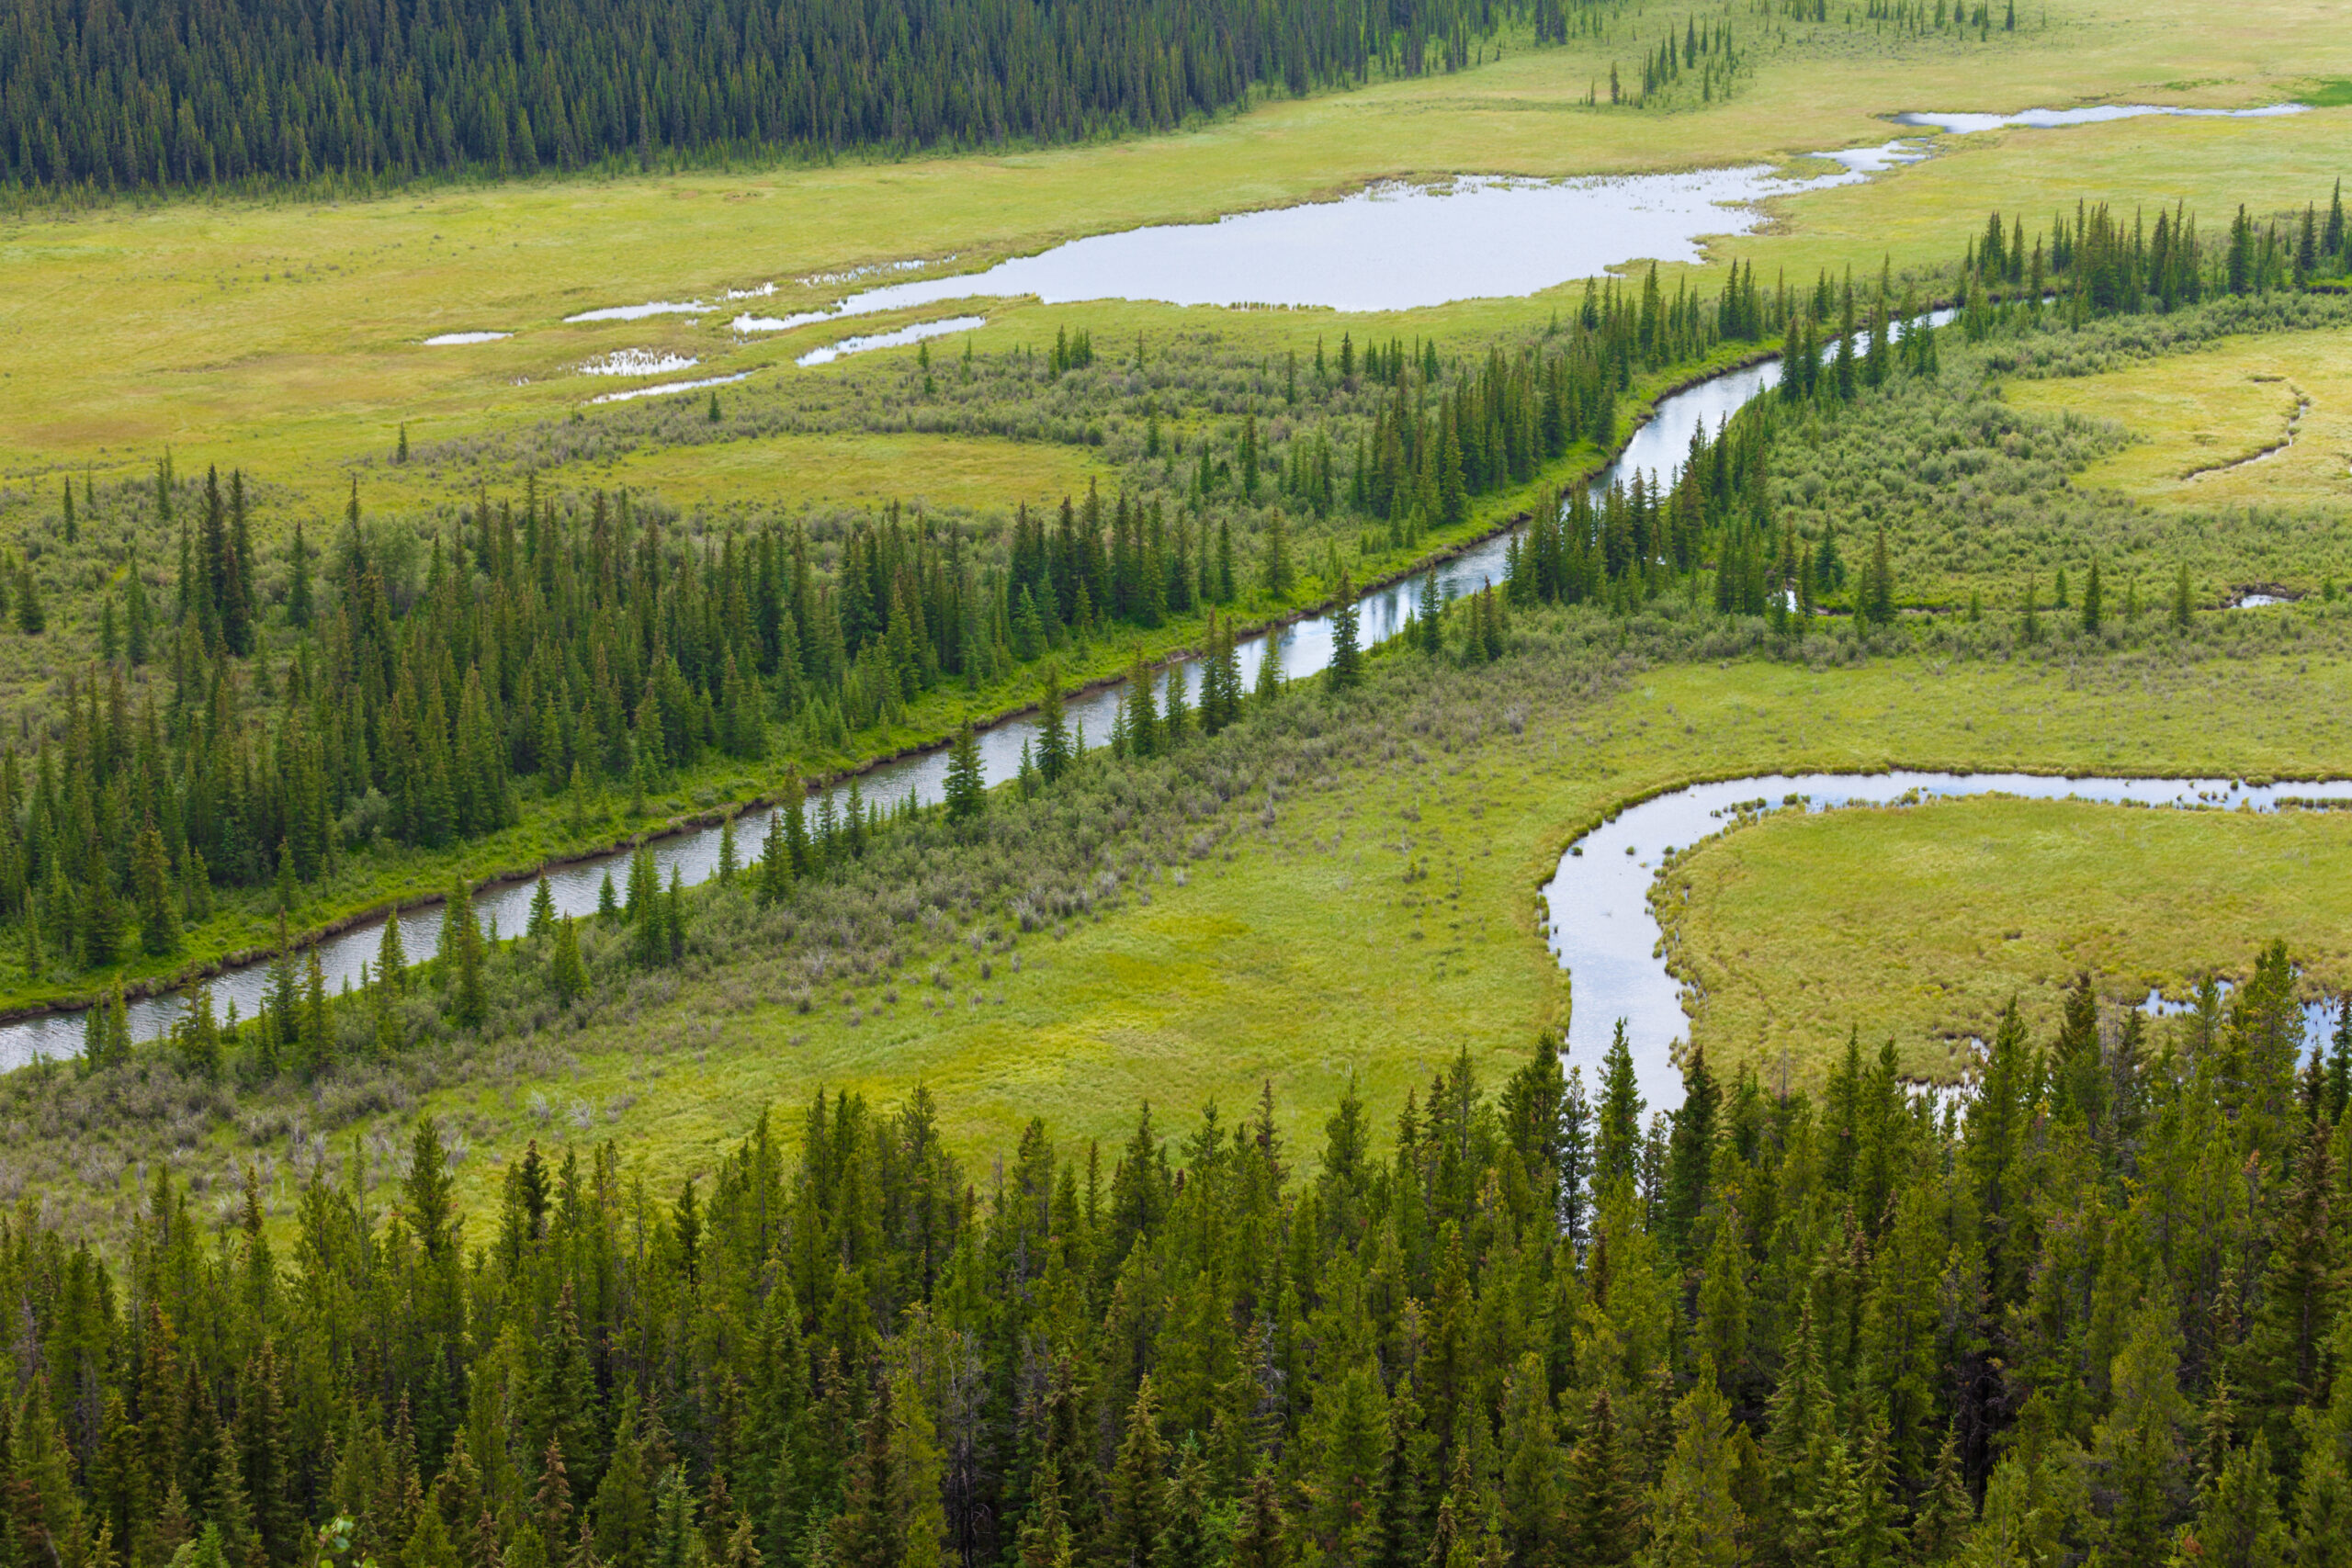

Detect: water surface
1895,103,2305,134
1541,772,2352,1111
796,317,986,367
588,371,750,405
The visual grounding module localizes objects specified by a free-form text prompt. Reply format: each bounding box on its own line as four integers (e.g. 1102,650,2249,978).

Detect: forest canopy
0,0,1515,194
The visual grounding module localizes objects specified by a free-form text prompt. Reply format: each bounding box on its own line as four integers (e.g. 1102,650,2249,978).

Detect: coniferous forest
0,0,1515,195
4,972,2352,1568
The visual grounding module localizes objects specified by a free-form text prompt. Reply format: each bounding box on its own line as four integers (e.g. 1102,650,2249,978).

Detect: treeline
1958,180,2352,328
1497,265,1935,625
0,0,1527,197
7,946,2352,1568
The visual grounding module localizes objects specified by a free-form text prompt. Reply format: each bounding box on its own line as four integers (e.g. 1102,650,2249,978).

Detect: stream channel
0,338,1827,1069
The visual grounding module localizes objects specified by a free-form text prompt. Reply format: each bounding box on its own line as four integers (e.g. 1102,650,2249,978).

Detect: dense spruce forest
4,964,2352,1568
0,0,1518,195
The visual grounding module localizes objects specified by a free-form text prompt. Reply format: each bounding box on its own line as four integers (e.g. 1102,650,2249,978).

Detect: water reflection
1543,772,2352,1112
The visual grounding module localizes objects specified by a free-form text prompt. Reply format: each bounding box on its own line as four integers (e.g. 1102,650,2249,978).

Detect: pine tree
1496,1355,1562,1567
1036,668,1072,784
1230,1470,1286,1568
1254,634,1283,705
1861,525,1894,626
134,827,179,955
2174,563,2194,628
944,721,985,821
1329,575,1363,691
1643,1372,1744,1568
447,879,486,1029
1566,1390,1637,1568
1595,1021,1645,1191
758,810,793,908
1262,510,1293,601
1106,1378,1168,1568
2181,1433,2291,1567
2082,559,2103,634
528,875,557,940
828,1382,900,1568
551,917,587,1008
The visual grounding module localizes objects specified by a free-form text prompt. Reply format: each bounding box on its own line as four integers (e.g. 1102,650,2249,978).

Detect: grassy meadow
0,0,2344,523
1660,794,2352,1082
2005,327,2352,511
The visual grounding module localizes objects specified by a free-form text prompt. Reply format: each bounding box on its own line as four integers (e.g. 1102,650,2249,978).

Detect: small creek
0,330,1813,1067
1541,772,2352,1112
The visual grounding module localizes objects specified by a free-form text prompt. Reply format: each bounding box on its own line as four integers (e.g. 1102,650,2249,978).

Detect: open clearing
1660,793,2352,1079
2006,328,2352,510
392,625,2352,1206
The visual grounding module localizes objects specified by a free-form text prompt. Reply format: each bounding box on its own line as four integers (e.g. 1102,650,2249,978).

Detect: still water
1543,773,2352,1113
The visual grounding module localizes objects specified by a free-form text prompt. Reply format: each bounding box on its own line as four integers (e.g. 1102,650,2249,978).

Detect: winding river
0,344,1786,1068
1541,773,2352,1113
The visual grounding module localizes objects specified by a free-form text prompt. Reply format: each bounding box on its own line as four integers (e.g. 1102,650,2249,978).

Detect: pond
1540,771,2352,1112
586,370,751,405
1894,103,2305,135
735,166,1865,327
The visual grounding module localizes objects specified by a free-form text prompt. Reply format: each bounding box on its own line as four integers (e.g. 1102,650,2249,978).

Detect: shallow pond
580,349,700,376
423,331,513,345
746,167,1863,326
1540,772,2352,1112
1895,103,2304,135
587,370,750,405
795,316,986,367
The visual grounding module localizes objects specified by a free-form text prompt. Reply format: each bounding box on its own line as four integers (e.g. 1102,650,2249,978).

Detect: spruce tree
1329,576,1363,691
134,828,179,955
944,722,986,821
1035,668,1072,784
1566,1390,1636,1567
1261,510,1293,601
758,812,793,908
1254,634,1283,705
551,917,587,1008
447,880,486,1029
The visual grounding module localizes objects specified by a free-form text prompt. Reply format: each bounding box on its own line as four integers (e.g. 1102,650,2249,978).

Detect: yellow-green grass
337,626,2352,1220
1657,794,2352,1083
372,428,1114,518
1,0,2346,512
2005,329,2352,511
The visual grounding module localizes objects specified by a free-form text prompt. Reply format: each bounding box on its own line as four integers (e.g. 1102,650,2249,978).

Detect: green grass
383,622,2352,1216
1660,794,2352,1082
2301,76,2352,106
2004,328,2352,512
